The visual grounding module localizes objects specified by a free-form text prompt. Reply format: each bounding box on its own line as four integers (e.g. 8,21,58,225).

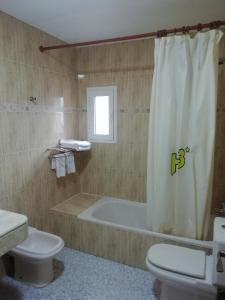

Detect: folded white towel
65,152,76,174
51,157,56,170
74,146,90,151
59,139,91,151
51,153,66,178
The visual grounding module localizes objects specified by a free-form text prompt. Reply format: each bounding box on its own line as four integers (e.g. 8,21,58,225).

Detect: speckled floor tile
0,247,158,300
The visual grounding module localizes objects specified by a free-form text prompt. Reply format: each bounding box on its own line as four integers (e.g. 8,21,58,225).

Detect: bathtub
78,197,212,250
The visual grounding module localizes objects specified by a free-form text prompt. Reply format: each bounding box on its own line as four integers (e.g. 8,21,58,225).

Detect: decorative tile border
77,107,222,114
119,108,150,113
0,101,78,113
77,107,150,113
0,100,219,116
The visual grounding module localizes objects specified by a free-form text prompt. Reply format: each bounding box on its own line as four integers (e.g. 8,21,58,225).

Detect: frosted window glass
94,96,109,135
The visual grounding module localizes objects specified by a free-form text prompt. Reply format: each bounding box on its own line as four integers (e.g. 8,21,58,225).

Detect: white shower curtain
147,30,223,240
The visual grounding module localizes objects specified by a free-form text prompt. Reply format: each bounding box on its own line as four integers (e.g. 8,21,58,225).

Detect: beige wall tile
0,11,80,231
1,8,224,237
76,40,152,201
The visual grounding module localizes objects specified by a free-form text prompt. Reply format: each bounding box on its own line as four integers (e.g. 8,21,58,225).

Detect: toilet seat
146,219,225,300
147,244,206,279
146,244,217,297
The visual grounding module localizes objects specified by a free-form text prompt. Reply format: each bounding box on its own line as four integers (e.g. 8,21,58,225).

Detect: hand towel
52,153,66,178
51,157,56,170
65,152,76,174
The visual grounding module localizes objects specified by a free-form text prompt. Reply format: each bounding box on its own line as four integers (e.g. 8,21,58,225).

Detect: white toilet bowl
146,244,216,300
10,227,64,287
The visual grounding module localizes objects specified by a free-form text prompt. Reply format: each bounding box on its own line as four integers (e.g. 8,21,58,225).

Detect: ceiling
0,0,225,43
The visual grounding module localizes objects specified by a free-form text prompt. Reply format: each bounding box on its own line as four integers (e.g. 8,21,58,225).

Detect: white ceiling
0,0,225,43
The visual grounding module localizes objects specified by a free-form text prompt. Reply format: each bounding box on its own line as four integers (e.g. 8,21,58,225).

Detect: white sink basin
0,210,27,237
0,209,28,257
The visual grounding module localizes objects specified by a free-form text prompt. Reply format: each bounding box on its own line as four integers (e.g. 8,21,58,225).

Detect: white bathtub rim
78,197,212,251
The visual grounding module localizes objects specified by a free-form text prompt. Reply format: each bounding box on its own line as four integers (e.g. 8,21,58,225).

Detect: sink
0,210,27,237
0,209,28,257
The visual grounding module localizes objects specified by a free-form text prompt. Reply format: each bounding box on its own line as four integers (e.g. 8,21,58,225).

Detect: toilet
9,227,64,287
146,217,225,300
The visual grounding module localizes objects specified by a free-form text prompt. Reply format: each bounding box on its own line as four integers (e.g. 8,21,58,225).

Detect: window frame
87,86,117,143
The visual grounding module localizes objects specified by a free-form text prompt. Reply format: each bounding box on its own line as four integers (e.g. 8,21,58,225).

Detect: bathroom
0,0,225,299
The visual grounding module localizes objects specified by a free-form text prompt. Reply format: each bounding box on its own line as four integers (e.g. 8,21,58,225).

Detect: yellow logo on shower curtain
171,147,189,175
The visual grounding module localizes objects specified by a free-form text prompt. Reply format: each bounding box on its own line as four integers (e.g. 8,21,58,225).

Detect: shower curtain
147,29,223,240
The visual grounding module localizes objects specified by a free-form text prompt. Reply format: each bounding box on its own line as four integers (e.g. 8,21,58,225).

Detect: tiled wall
0,11,80,230
0,8,224,232
76,35,225,210
213,34,225,211
76,40,154,201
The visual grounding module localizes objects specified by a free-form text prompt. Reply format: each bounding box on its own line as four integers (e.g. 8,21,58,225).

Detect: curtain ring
181,26,186,34
185,26,190,34
157,30,168,38
197,23,203,31
210,21,221,29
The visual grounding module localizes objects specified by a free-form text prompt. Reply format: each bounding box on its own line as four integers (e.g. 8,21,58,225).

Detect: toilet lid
147,244,206,279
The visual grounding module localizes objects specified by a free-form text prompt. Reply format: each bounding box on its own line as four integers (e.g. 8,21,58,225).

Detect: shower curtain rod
39,20,225,52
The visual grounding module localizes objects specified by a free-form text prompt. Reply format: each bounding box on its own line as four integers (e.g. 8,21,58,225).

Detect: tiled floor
0,247,157,300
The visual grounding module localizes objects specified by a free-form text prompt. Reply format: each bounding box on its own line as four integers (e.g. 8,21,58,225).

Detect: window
87,86,117,143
